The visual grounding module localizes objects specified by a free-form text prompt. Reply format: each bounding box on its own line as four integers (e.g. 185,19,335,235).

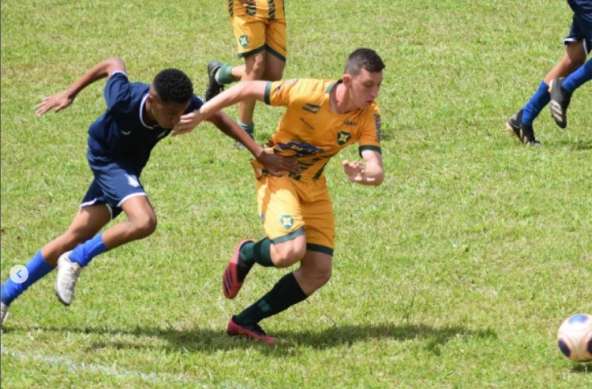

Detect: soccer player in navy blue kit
0,57,297,326
507,0,591,144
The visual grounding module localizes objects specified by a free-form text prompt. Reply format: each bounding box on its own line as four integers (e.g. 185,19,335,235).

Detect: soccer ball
557,313,592,362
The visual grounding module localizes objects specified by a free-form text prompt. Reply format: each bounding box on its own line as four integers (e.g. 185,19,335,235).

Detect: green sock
215,64,235,84
239,238,273,267
235,272,307,325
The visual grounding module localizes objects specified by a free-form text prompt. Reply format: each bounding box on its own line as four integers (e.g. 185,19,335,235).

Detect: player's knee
273,243,306,267
131,213,157,238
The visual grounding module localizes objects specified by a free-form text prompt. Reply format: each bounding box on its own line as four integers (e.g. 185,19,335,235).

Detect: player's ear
342,73,353,87
148,86,160,105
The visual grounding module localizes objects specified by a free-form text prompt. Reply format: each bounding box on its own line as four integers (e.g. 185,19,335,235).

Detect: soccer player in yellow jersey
175,48,385,344
204,0,287,141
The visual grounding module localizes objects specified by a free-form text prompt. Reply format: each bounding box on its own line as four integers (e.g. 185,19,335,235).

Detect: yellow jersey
260,78,382,181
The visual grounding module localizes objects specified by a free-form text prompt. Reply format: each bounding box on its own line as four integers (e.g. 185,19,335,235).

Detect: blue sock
1,251,54,305
562,59,592,93
69,234,108,267
521,81,550,126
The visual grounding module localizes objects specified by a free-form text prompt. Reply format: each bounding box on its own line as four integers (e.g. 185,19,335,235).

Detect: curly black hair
153,68,193,104
344,48,385,75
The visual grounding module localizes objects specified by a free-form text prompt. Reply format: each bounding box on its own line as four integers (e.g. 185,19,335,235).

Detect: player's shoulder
283,78,334,98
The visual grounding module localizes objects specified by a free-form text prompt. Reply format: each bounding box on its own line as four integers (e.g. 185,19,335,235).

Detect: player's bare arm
206,110,299,174
172,80,267,135
342,149,384,186
35,57,126,117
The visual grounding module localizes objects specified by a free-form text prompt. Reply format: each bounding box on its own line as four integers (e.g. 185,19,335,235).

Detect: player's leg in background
0,204,110,320
548,18,592,129
262,15,287,82
237,51,267,138
262,50,285,82
523,41,585,126
508,40,586,144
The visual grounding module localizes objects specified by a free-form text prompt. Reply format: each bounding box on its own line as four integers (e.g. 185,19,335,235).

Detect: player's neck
331,82,355,114
143,100,158,127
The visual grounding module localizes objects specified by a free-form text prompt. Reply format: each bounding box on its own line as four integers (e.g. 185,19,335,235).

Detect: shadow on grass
546,138,592,151
8,322,496,355
570,363,591,374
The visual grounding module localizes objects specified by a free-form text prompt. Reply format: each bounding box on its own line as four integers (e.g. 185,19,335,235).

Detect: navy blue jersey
87,72,202,171
568,0,592,23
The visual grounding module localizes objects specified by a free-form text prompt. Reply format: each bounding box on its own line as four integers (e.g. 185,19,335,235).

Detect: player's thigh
301,194,335,256
243,50,267,80
232,15,267,58
257,176,305,243
63,204,111,242
263,51,285,81
265,18,287,63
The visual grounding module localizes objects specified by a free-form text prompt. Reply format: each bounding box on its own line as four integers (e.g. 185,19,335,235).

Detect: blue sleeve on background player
104,72,132,113
188,95,204,112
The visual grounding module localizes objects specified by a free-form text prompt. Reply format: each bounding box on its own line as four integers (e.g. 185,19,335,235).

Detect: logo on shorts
239,35,249,48
337,131,352,145
126,174,140,188
279,214,294,229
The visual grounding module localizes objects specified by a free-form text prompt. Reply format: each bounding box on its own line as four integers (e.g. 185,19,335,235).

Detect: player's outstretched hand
342,160,366,183
172,110,204,136
257,148,300,176
35,92,73,117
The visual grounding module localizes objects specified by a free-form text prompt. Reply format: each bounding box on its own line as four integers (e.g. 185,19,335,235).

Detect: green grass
2,0,591,387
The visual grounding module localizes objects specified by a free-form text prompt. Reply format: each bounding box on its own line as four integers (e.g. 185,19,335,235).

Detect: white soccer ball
557,313,592,362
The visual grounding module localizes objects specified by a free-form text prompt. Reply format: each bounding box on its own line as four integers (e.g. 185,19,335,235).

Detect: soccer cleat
227,316,277,345
548,78,571,129
222,240,253,299
205,60,224,101
506,110,540,146
1,301,8,327
55,251,81,306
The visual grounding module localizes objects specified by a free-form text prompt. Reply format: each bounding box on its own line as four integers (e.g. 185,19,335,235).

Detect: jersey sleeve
187,95,204,112
358,104,382,156
103,72,132,113
263,79,301,107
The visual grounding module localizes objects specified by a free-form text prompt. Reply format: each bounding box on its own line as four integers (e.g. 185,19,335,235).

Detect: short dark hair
153,68,193,104
344,48,385,75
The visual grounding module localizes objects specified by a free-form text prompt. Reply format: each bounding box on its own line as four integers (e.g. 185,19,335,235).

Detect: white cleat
1,301,8,328
55,251,81,306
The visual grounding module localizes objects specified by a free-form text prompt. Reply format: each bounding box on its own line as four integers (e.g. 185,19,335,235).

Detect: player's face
348,68,383,109
150,95,190,129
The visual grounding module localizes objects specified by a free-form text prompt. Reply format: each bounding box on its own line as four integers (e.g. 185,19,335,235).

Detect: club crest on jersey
126,174,140,188
337,131,352,145
279,214,294,229
239,35,249,48
302,103,320,114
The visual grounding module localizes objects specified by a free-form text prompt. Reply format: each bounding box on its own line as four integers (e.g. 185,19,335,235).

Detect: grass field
1,0,591,387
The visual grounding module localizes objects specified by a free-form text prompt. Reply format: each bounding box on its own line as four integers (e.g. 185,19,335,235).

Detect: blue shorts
564,14,592,54
81,159,146,219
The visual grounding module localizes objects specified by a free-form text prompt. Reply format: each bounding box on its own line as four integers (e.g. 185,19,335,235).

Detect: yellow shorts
256,175,334,255
229,4,287,60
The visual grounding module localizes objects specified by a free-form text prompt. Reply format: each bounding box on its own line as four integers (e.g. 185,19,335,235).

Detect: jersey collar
139,93,156,129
